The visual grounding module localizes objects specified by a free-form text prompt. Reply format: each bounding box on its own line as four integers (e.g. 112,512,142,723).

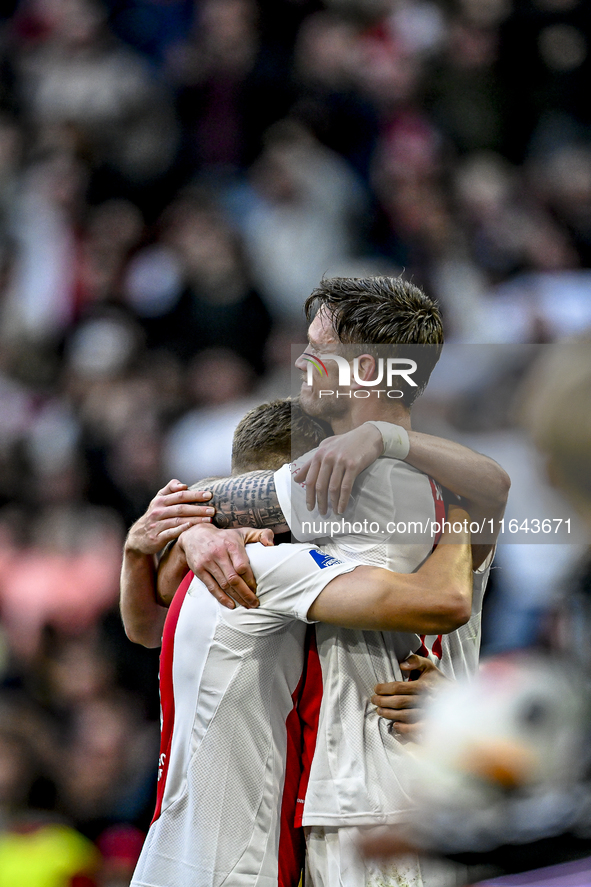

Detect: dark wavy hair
305,276,444,404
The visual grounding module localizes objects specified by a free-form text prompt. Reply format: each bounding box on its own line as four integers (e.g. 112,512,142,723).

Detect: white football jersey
131,542,355,887
418,549,494,682
275,455,491,827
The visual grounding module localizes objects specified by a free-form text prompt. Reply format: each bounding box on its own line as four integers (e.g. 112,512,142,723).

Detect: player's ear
352,354,378,387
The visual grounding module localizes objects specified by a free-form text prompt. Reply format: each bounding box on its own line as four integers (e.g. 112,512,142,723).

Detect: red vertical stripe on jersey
294,627,323,829
416,639,429,657
278,671,305,887
151,570,193,825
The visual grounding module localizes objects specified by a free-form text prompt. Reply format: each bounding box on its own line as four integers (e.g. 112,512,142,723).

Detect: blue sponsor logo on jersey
309,549,342,569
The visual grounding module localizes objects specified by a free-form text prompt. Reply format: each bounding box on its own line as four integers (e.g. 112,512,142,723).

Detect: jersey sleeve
247,542,356,623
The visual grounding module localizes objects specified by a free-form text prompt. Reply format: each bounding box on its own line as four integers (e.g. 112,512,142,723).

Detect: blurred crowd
0,0,590,882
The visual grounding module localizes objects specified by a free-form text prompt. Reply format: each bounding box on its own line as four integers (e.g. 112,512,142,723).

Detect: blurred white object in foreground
407,653,589,854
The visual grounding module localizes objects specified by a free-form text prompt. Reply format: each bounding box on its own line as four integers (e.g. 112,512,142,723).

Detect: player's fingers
154,515,212,537
371,694,419,711
156,481,211,506
157,478,188,496
214,547,258,608
196,552,255,609
177,504,215,519
399,655,437,678
400,654,426,671
162,489,213,506
392,721,424,742
336,466,355,515
376,708,419,726
238,528,274,547
374,707,396,721
158,504,216,522
146,494,213,530
373,681,419,697
378,708,421,724
226,575,259,609
293,458,311,484
315,458,336,516
188,488,214,501
228,561,259,607
327,462,346,514
304,457,322,511
373,681,397,695
210,551,240,593
226,540,257,591
156,522,192,543
193,567,236,610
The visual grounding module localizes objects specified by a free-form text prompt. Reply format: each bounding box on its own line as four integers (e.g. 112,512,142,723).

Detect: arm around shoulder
308,506,473,633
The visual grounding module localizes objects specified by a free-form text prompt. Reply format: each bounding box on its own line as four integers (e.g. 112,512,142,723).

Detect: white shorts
304,826,424,887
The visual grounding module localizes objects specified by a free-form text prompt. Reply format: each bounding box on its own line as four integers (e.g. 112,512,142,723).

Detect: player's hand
125,479,215,555
292,424,384,514
371,654,448,742
178,523,274,610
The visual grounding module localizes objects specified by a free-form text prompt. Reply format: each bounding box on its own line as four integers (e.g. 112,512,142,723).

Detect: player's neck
330,400,411,434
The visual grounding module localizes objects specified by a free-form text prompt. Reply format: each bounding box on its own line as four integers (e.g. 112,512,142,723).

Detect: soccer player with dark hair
303,275,444,405
122,275,510,887
127,397,473,887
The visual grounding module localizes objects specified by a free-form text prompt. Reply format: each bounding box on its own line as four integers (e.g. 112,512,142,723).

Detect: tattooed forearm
194,471,286,529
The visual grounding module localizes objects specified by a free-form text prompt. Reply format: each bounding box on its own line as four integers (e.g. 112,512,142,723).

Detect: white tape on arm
364,421,410,461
